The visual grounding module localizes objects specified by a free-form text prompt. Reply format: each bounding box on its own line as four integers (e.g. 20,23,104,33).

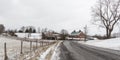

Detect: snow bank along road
59,41,120,60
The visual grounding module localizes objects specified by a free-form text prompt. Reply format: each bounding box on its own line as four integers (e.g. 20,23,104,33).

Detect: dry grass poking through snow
18,42,56,60
44,41,61,60
0,36,56,60
45,48,53,60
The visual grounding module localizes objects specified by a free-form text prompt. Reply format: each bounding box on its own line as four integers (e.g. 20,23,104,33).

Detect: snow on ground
39,41,61,60
16,33,42,39
79,38,120,50
50,41,62,60
0,36,37,60
39,46,52,60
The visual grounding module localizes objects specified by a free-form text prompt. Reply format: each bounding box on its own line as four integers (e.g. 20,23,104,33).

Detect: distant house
68,30,85,40
45,32,60,40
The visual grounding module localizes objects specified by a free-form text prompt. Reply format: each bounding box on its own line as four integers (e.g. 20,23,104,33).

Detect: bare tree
92,0,120,38
41,28,47,39
20,26,25,33
0,24,5,34
38,27,40,33
60,29,68,40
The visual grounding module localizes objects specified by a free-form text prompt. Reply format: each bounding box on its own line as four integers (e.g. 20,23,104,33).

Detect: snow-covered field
16,33,42,39
79,38,120,50
0,36,39,60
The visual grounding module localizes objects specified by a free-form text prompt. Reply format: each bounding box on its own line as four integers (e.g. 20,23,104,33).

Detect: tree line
0,24,70,40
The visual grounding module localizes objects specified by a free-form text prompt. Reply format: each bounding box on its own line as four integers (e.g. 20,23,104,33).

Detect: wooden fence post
20,40,23,54
47,42,48,45
46,42,48,45
45,42,46,45
39,41,41,46
42,41,43,47
48,42,50,45
36,39,38,49
30,41,32,51
4,43,8,60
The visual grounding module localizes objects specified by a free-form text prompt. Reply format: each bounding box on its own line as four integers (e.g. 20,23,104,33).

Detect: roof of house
71,30,81,36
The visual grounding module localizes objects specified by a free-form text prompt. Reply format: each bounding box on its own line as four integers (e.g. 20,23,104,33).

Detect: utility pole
84,25,88,42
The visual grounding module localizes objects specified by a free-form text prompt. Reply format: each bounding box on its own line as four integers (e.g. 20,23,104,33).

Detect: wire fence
1,36,56,60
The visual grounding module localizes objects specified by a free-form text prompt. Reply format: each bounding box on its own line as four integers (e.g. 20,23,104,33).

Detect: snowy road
59,41,120,60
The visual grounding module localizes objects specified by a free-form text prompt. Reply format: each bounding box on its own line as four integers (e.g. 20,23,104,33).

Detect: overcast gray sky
1,0,116,35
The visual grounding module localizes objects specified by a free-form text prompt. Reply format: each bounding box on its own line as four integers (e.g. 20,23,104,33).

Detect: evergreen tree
33,29,36,33
25,29,29,33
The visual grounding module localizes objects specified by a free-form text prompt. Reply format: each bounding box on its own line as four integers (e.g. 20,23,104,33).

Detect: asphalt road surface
59,41,120,60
